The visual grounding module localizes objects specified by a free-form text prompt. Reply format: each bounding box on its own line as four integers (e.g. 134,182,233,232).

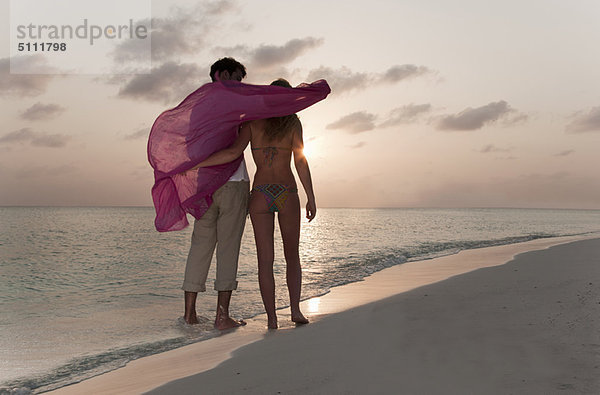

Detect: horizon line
1,205,599,211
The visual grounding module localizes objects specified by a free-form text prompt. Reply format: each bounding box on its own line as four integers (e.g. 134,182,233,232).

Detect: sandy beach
49,235,600,394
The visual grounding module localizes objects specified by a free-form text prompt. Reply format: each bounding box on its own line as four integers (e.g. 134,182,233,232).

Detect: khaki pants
182,181,249,292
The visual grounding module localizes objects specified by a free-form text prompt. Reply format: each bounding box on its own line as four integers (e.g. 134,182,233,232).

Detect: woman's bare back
248,118,300,187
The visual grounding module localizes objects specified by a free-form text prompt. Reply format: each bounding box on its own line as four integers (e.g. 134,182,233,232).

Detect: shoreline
46,233,599,394
150,236,600,394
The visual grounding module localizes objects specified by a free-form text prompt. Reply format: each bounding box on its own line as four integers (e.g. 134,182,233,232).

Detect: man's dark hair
209,57,246,82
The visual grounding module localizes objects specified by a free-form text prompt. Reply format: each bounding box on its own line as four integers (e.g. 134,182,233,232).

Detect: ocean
1,207,599,393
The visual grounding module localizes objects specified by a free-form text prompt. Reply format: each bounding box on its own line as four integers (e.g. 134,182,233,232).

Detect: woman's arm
292,121,317,221
188,122,251,170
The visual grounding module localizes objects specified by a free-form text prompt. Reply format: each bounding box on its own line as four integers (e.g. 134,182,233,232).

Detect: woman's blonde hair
264,79,299,141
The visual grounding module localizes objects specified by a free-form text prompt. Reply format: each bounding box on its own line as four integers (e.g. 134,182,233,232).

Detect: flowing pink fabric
148,79,330,232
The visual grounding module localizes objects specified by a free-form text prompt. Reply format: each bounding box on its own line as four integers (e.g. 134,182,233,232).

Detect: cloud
307,66,370,93
0,56,56,97
327,104,432,134
350,142,367,149
125,127,149,140
437,101,515,131
479,144,512,153
307,64,432,94
218,37,324,71
554,149,574,157
112,1,238,64
501,112,528,125
0,128,36,143
379,103,432,127
211,37,324,82
566,106,600,133
204,0,237,15
379,64,430,83
0,128,70,148
31,134,71,147
326,112,376,134
20,102,65,121
251,38,323,69
117,61,203,103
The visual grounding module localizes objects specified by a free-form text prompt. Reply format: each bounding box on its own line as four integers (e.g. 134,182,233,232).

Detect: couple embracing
148,57,330,330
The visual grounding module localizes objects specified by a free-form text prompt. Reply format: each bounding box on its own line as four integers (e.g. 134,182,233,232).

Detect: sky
1,0,599,209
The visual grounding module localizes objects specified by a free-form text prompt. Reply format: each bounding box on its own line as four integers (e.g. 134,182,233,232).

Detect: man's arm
188,123,251,170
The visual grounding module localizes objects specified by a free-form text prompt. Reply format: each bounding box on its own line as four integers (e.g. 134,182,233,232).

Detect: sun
302,142,314,158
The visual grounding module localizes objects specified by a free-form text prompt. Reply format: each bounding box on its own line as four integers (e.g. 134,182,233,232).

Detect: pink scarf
148,79,330,232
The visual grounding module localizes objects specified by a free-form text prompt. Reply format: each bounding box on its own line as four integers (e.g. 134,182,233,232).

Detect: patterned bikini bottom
251,184,298,213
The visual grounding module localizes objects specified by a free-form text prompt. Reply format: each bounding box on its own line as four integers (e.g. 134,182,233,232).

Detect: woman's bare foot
214,316,247,330
267,316,278,329
291,312,309,325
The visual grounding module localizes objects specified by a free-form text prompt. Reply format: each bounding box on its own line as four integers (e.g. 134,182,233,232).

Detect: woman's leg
249,192,277,328
277,192,308,324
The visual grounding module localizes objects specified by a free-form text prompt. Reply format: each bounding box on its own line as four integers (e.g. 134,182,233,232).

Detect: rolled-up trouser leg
182,199,218,292
214,181,250,291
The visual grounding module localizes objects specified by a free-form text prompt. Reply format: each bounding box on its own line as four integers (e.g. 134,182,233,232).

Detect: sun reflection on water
307,297,321,313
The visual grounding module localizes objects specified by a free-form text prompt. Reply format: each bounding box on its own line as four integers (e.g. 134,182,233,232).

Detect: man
182,57,249,329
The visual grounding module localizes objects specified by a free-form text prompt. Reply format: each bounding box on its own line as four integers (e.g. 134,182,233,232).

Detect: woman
190,79,316,329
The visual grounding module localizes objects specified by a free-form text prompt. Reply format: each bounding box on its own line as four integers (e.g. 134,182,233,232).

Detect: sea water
1,207,599,393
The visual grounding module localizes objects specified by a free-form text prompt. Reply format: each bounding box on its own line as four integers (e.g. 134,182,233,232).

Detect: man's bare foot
267,316,278,330
291,312,309,325
214,316,246,330
184,314,199,325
